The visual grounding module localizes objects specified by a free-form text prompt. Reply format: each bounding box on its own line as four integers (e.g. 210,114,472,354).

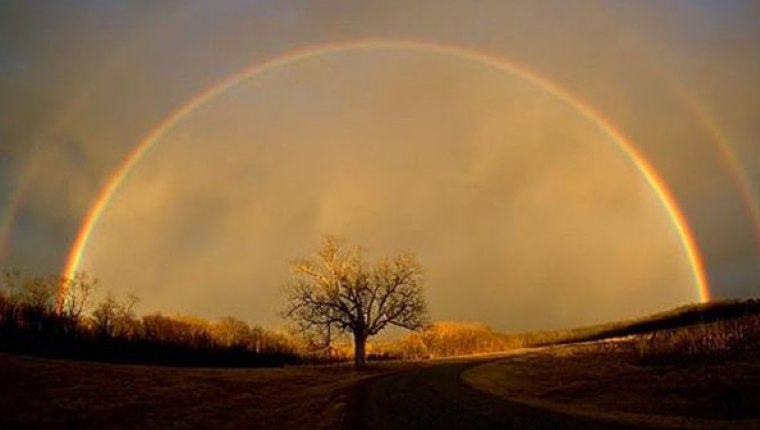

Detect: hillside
511,298,760,346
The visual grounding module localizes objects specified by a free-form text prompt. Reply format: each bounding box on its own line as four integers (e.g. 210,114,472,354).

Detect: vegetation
0,352,373,430
284,236,429,368
4,262,760,370
478,299,760,352
634,312,760,365
366,299,760,362
368,322,520,360
462,302,760,428
0,270,301,367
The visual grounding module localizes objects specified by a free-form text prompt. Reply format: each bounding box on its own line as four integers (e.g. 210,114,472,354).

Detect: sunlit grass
635,313,760,365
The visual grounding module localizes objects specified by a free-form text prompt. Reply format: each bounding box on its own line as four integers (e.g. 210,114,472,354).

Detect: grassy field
464,304,760,428
0,353,400,430
464,334,760,429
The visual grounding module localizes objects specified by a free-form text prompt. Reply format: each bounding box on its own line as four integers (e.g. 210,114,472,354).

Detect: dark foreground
3,351,754,429
0,353,365,429
2,352,639,430
346,359,655,430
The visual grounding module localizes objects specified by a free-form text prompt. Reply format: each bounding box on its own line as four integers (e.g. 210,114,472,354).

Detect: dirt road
345,359,663,430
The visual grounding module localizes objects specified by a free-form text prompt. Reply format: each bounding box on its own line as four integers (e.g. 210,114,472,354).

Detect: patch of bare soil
463,343,760,429
0,353,397,430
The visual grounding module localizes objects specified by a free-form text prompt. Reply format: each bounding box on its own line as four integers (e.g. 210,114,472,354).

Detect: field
464,323,760,429
0,353,395,430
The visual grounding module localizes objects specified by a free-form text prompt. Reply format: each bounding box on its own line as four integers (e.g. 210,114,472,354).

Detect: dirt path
345,359,658,430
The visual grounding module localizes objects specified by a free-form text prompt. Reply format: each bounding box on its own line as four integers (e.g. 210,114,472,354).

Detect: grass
364,299,760,362
634,313,760,365
463,342,760,429
0,353,404,430
507,298,760,348
463,305,760,429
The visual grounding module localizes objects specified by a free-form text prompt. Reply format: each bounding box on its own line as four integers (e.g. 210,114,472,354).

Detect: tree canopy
284,236,428,368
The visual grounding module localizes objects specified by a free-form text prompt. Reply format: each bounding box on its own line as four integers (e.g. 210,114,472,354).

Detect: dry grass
462,305,760,428
0,353,406,430
464,339,760,429
504,298,760,348
634,314,760,365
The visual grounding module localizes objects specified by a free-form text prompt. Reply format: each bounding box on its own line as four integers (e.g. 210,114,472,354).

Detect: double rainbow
57,39,711,304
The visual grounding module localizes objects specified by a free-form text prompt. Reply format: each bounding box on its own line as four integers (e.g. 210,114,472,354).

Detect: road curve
345,359,662,430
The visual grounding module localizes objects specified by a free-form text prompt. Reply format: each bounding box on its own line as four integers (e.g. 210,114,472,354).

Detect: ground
2,345,759,429
463,343,760,429
0,353,378,430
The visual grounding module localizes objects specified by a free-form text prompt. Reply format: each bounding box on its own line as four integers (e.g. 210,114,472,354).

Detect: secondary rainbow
681,96,760,249
59,39,712,305
634,51,760,259
613,27,760,257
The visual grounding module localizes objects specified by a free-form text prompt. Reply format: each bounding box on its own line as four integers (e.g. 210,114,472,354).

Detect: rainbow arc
57,39,711,305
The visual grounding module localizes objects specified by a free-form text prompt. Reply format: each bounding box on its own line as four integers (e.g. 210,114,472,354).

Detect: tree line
0,270,530,367
0,270,302,367
3,237,570,368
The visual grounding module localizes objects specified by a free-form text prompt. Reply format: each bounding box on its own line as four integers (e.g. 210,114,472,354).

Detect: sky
1,0,759,332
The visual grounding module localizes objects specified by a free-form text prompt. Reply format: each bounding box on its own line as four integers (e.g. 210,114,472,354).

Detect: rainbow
0,4,205,270
606,24,760,257
58,39,712,305
681,95,760,246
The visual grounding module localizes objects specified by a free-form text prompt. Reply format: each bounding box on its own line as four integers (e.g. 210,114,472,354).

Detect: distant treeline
368,322,527,360
0,270,540,367
0,271,301,367
4,270,759,367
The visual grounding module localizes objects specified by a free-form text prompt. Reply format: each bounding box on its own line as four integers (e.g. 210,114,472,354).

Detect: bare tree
92,293,139,338
212,316,252,348
20,274,58,311
284,236,429,368
1,269,23,305
59,272,96,321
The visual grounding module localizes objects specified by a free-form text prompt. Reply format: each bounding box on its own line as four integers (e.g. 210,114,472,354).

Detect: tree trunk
353,331,368,369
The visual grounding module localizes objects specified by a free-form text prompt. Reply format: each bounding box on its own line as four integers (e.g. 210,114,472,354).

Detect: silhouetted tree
92,293,138,338
284,236,429,368
19,274,57,310
1,270,303,367
58,272,96,321
2,271,60,334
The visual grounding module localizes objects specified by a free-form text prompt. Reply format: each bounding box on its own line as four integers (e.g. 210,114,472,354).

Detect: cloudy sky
1,1,759,331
